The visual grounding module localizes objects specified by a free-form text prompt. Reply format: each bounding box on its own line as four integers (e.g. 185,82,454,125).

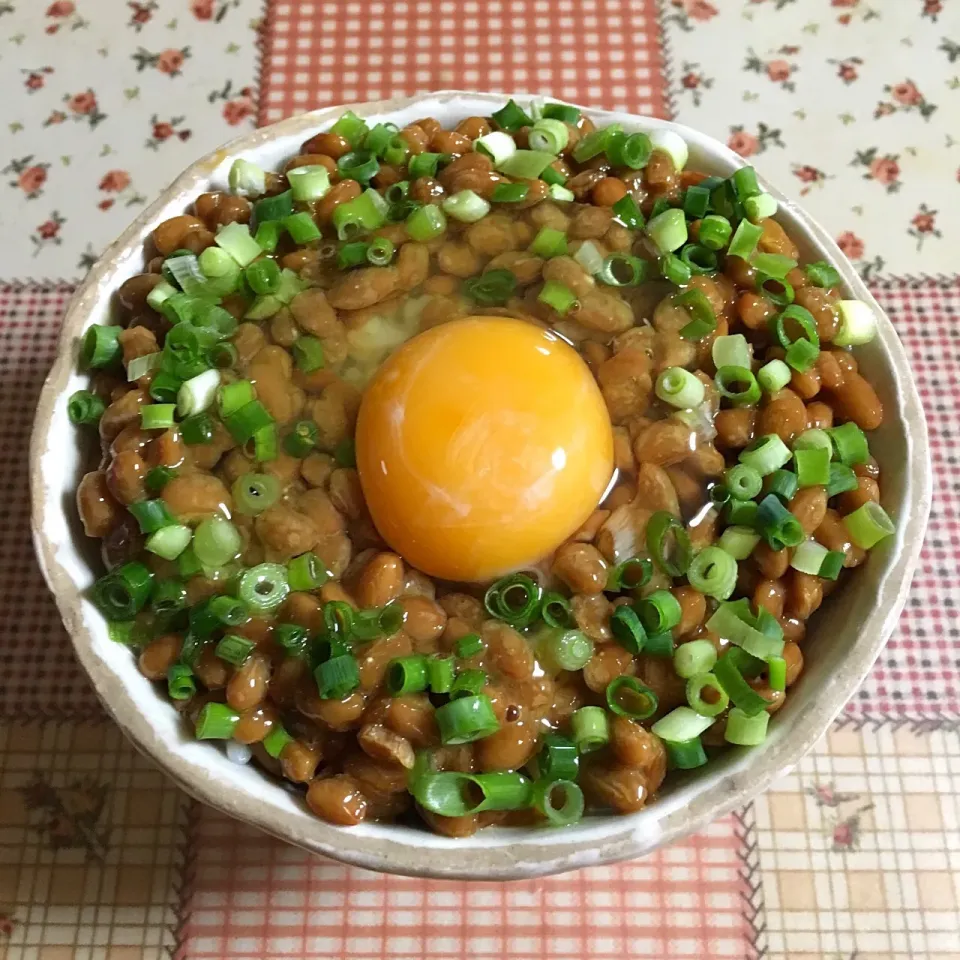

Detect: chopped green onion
146,279,177,312
718,525,762,560
538,280,578,315
707,600,784,661
408,152,444,179
660,253,692,286
794,446,831,487
740,434,792,476
638,589,682,634
612,194,644,230
573,240,605,276
367,236,395,266
644,631,675,657
67,390,106,426
757,273,794,307
686,546,738,600
195,702,239,739
528,118,569,154
765,469,799,503
150,579,188,617
732,166,761,200
805,260,841,288
427,656,455,694
680,243,718,275
140,403,176,431
794,428,833,453
828,422,870,465
571,123,622,162
712,334,751,372
834,300,878,347
217,381,255,419
180,412,215,445
726,498,760,527
496,149,555,180
491,182,530,204
315,653,360,699
474,131,519,164
405,204,446,242
91,562,154,620
262,725,294,759
537,733,579,781
529,226,568,259
289,334,324,373
126,352,161,382
757,493,805,550
149,372,182,404
646,208,688,254
673,639,718,679
274,623,309,658
683,185,711,219
232,473,280,516
255,424,277,460
725,463,763,500
674,288,717,340
192,515,241,568
597,253,650,286
757,358,792,394
646,511,693,578
541,102,580,123
215,222,262,267
176,368,220,418
82,324,122,368
450,668,487,699
610,605,647,654
665,738,708,769
685,673,729,717
287,551,329,591
386,655,430,696
826,462,859,497
547,183,575,202
791,538,830,576
337,150,379,183
238,562,289,612
245,257,281,295
144,524,192,561
698,214,732,251
442,189,491,223
727,219,763,260
540,592,575,629
710,649,771,716
435,694,500,745
216,633,255,667
454,633,484,659
606,131,653,169
715,365,761,407
752,252,797,280
744,193,778,222
462,268,517,306
649,129,688,170
651,705,714,743
253,190,294,224
129,499,177,534
413,771,532,816
570,705,610,753
286,164,332,202
282,211,322,244
820,550,845,580
606,676,658,720
283,419,318,458
725,706,770,745
532,779,584,827
484,573,542,628
607,556,653,592
843,501,895,549
224,400,274,444
539,629,594,673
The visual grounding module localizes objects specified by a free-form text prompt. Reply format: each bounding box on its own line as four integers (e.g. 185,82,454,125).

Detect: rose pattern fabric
0,0,261,279
665,0,958,278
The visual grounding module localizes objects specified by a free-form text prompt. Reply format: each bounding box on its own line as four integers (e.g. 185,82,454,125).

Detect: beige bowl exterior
30,92,931,880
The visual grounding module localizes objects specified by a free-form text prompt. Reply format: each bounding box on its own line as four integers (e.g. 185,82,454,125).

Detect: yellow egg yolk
355,316,614,582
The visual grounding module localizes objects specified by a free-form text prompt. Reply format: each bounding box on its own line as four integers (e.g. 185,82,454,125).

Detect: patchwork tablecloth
2,2,958,958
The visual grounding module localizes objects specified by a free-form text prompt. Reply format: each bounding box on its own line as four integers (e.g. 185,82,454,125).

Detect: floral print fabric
0,0,261,280
665,0,960,279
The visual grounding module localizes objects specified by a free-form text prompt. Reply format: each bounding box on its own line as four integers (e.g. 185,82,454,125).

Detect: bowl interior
30,92,931,879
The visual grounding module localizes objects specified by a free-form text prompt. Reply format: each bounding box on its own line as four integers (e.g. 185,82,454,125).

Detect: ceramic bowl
30,91,931,880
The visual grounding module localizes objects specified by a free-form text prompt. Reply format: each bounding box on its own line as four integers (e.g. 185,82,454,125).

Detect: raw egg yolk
355,316,614,582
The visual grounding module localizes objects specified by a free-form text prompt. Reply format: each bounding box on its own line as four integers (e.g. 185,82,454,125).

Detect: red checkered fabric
850,280,960,717
0,284,102,720
258,0,667,125
177,806,749,960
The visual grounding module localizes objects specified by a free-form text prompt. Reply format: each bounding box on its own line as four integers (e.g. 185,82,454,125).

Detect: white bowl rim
30,90,932,880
